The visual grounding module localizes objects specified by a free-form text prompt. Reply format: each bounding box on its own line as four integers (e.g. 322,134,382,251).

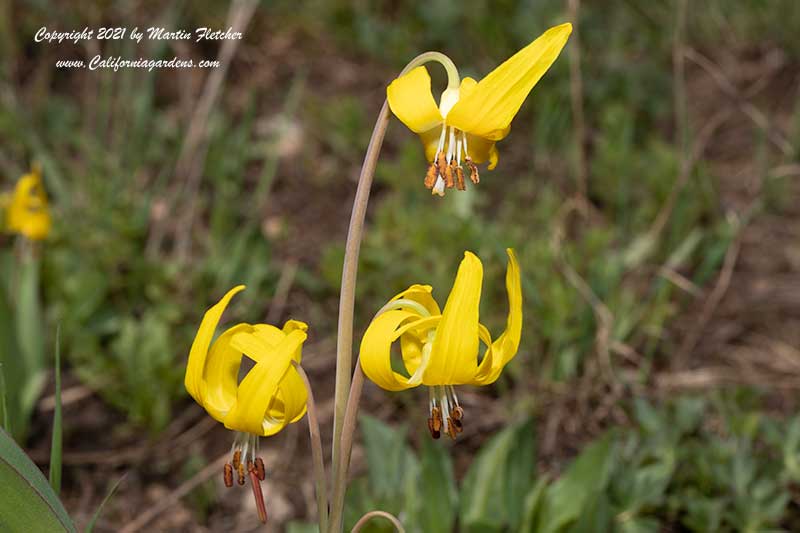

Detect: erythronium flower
5,164,51,240
387,23,571,196
185,285,309,523
359,249,521,439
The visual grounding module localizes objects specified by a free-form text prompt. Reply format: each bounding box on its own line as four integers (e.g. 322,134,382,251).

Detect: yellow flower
387,23,571,195
359,249,522,439
185,285,309,523
6,165,51,240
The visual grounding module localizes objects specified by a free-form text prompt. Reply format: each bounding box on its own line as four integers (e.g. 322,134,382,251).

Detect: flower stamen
424,163,438,189
223,463,234,488
426,385,465,439
425,127,479,196
255,457,266,481
224,433,269,523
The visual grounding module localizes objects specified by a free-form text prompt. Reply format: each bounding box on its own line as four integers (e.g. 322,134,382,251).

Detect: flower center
427,385,464,439
223,432,268,523
424,126,480,197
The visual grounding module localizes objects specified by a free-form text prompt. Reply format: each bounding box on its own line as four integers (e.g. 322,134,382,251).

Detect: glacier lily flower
5,164,51,240
359,249,521,439
387,23,571,196
185,285,309,523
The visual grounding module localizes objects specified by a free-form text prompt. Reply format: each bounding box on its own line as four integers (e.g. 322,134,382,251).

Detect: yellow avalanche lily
5,165,51,240
185,285,309,523
359,249,522,439
387,23,571,196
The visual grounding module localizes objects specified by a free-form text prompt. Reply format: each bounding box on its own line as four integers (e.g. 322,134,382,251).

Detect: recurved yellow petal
472,249,523,385
465,133,500,170
200,323,252,421
387,66,444,134
185,285,246,402
224,328,307,436
389,284,442,316
423,252,483,385
360,309,428,391
447,23,572,140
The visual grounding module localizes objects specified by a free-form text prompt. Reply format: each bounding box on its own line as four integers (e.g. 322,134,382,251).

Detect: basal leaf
0,427,75,532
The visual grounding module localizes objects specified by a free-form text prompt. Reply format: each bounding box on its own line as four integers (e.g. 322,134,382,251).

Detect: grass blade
84,474,126,533
49,326,62,495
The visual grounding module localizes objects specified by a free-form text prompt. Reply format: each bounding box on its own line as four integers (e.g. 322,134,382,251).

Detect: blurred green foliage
1,0,799,529
287,394,798,532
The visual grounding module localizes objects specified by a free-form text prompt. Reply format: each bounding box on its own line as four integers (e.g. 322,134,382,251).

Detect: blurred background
2,0,800,531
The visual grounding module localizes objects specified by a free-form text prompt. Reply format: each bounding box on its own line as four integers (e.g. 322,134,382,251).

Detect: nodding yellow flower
387,23,571,196
6,165,51,240
185,285,309,523
359,249,522,440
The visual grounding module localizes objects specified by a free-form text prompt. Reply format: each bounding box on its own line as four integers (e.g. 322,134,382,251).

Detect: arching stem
351,510,405,533
293,361,328,533
329,51,459,533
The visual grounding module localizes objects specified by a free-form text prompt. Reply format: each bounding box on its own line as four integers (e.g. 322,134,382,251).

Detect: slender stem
331,100,390,497
293,361,328,533
399,51,460,87
351,510,406,533
329,365,365,533
329,51,460,533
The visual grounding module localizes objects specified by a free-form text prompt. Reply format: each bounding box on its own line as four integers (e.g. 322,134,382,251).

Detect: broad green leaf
354,414,418,531
359,414,410,500
681,493,723,532
460,421,535,531
568,492,612,533
518,478,548,533
418,439,457,533
632,399,662,436
0,427,75,532
505,420,536,529
536,432,616,533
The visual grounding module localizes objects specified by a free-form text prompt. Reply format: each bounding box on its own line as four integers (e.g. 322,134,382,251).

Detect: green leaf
518,478,548,533
418,439,457,533
359,414,410,500
354,414,418,531
84,475,125,533
16,251,46,429
460,421,535,532
617,517,660,533
568,492,613,533
505,420,536,529
49,327,63,495
0,281,22,438
536,432,616,533
0,427,75,532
